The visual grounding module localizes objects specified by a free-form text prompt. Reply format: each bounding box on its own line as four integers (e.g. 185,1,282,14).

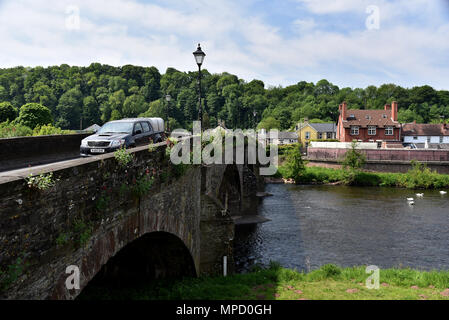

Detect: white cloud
0,0,448,90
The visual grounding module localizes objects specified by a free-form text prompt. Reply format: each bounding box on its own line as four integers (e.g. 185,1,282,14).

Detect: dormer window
365,115,371,120
382,114,387,118
350,114,355,118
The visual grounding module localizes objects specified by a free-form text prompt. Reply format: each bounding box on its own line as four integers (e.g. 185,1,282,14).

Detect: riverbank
78,264,449,300
275,164,449,189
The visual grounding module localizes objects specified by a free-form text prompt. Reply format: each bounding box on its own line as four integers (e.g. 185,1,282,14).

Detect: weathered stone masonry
0,141,261,299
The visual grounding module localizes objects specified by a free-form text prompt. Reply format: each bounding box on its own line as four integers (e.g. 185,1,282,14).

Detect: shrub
342,140,366,171
282,143,306,182
0,120,33,138
25,172,57,190
114,147,134,168
0,102,18,123
32,124,75,136
17,103,53,129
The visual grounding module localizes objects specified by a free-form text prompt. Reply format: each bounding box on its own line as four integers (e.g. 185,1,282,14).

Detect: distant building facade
258,130,298,146
336,101,401,144
402,122,449,149
295,121,337,147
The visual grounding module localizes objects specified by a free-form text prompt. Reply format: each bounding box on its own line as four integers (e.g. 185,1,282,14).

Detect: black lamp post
165,94,171,132
193,43,206,127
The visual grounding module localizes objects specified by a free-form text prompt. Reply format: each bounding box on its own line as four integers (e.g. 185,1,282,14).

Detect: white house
402,122,449,148
257,130,298,146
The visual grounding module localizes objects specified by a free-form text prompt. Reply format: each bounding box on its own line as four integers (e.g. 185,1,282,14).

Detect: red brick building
336,101,401,144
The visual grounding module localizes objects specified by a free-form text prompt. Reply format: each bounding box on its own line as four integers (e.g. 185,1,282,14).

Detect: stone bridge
0,139,264,299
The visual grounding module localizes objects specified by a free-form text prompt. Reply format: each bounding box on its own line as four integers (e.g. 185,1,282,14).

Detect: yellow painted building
295,122,337,147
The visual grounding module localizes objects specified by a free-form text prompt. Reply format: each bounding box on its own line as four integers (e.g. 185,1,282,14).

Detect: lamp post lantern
165,94,171,132
193,43,206,127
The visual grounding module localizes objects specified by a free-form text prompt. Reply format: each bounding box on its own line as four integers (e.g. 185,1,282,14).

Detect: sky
0,0,448,90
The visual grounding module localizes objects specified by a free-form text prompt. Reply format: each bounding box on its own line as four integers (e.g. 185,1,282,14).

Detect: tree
17,103,53,129
257,116,280,130
56,88,83,129
342,141,366,171
0,102,18,123
284,143,306,182
122,94,147,118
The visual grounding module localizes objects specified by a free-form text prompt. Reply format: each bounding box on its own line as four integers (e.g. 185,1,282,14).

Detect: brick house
336,101,401,144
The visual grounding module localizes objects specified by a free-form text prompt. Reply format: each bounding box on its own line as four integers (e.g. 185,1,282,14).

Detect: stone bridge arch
77,231,196,297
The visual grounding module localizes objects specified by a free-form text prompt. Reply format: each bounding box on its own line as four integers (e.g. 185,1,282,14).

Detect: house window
440,136,443,143
413,136,418,140
350,126,359,135
427,137,431,144
368,126,376,135
327,132,333,139
305,131,310,139
385,126,393,135
318,133,323,139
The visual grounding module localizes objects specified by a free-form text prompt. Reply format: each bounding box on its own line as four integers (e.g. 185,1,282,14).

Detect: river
234,184,449,273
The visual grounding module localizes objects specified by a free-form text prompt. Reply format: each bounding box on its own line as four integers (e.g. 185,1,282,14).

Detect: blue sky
0,0,448,89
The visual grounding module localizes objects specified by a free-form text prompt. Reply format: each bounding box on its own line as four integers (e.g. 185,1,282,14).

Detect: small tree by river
342,140,366,184
283,143,306,182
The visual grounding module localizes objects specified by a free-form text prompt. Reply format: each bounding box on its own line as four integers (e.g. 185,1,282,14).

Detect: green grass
275,164,449,189
78,264,449,300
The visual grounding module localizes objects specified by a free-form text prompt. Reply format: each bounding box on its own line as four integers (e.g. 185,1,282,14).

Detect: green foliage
282,143,306,182
131,175,155,197
17,103,53,129
0,102,18,123
25,172,57,190
78,263,449,300
257,116,280,130
342,141,366,170
1,65,448,131
276,163,449,189
114,147,134,168
56,232,70,246
32,124,75,136
0,120,33,138
96,194,110,212
0,255,28,292
73,219,93,246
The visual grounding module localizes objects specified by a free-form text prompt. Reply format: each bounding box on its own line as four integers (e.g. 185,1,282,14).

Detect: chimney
384,103,391,112
391,101,398,121
339,101,347,120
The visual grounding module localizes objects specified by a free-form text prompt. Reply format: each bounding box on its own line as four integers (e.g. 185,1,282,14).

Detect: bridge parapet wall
0,142,202,299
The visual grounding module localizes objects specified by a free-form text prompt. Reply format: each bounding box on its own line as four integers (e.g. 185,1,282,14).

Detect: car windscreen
98,122,134,134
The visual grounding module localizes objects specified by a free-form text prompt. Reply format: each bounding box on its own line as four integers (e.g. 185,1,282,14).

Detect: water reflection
234,184,449,272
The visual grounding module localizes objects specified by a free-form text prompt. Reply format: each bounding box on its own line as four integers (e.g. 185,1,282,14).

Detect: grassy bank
276,163,449,189
78,264,449,300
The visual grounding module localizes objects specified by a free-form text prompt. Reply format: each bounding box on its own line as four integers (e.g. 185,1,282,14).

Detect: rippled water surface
234,184,449,272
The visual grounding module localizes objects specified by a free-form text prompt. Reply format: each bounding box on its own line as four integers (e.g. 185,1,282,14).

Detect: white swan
406,198,414,201
408,201,415,205
416,193,424,197
440,191,447,195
